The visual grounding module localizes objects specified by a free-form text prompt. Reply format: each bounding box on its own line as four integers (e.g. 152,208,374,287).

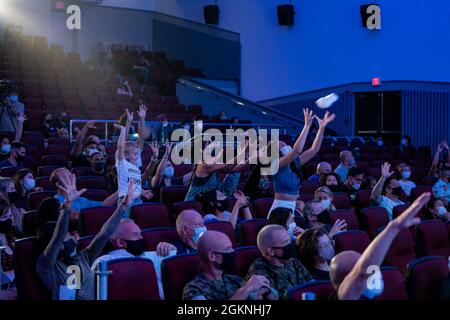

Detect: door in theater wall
354,91,401,141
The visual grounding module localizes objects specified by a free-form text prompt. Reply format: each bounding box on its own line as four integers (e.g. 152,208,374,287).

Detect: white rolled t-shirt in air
116,152,143,198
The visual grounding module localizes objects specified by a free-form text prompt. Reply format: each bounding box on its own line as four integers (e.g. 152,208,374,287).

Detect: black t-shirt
308,267,331,281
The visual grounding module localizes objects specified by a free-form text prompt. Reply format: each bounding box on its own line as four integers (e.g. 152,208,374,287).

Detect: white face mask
287,222,297,236
280,145,293,156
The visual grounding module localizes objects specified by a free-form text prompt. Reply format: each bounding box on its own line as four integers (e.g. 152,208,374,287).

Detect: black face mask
0,219,13,234
391,186,403,197
327,185,341,193
8,191,20,204
273,242,296,260
15,154,25,163
214,251,236,274
317,210,331,224
60,238,78,261
94,161,106,172
216,199,229,212
125,239,146,256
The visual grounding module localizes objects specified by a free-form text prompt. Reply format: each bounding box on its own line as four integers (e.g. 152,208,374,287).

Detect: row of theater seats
14,230,450,300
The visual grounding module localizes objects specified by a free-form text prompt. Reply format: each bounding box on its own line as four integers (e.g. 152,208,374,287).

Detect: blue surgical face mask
191,226,207,243
353,183,361,190
321,199,331,209
349,159,356,166
164,166,175,178
9,95,18,103
377,140,384,146
401,171,411,179
437,206,447,217
287,222,297,236
2,144,11,154
362,271,384,299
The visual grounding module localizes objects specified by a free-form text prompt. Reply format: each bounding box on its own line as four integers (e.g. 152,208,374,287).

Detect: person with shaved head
155,209,206,256
246,225,314,299
334,150,356,183
329,192,431,300
183,230,275,300
308,161,332,183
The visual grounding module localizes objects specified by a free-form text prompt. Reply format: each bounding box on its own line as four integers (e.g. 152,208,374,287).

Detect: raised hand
443,141,449,151
114,123,125,131
328,218,347,238
57,173,86,204
125,108,134,124
164,141,173,156
234,190,249,208
150,141,160,160
303,108,314,127
137,104,148,119
17,112,27,123
381,162,394,178
315,111,336,128
393,192,431,229
84,121,97,131
120,180,139,207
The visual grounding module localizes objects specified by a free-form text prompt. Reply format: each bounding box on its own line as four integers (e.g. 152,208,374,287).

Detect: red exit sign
371,77,381,86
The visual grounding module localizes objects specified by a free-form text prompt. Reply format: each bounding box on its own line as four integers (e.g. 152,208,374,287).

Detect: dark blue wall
152,19,240,80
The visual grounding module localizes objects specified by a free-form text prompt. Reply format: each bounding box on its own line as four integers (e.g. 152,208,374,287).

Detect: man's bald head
339,151,354,166
317,162,332,175
329,251,361,289
110,218,143,249
257,225,289,251
176,209,204,234
197,231,233,271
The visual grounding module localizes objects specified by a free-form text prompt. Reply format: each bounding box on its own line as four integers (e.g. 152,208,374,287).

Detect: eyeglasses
317,240,335,250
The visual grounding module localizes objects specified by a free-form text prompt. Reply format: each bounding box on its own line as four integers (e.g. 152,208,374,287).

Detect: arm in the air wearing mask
371,176,386,204
338,193,429,300
85,194,128,263
280,117,312,169
151,149,170,189
429,143,442,176
40,204,71,269
72,122,92,158
116,124,127,162
137,105,146,151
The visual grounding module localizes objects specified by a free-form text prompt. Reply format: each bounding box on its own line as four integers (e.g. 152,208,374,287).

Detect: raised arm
299,112,336,165
151,142,172,188
370,163,394,201
280,108,314,169
142,141,160,185
72,121,96,157
41,173,86,268
137,104,147,150
86,181,138,262
116,109,133,162
429,143,443,176
15,112,27,141
338,193,431,300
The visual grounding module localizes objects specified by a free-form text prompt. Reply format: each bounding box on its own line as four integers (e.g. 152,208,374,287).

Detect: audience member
398,164,416,197
320,172,343,192
183,230,275,300
308,161,332,183
371,163,406,220
334,150,356,183
432,166,450,204
314,187,337,211
13,168,43,209
0,140,26,169
0,85,25,133
0,177,25,236
243,164,272,200
362,176,377,191
55,112,70,130
426,198,450,222
341,167,365,204
0,199,14,271
296,228,335,281
267,207,303,240
429,141,450,176
330,193,430,300
71,121,102,167
35,178,137,300
116,80,133,99
246,224,314,298
39,113,58,139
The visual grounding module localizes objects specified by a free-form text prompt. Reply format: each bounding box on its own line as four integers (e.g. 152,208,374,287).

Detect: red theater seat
238,218,268,246
47,145,70,158
232,246,262,278
107,258,160,300
410,186,432,201
205,221,237,247
14,237,51,300
161,253,201,300
173,201,203,217
361,207,390,239
83,189,110,202
160,185,189,212
80,206,116,236
406,256,449,300
301,180,320,194
374,266,408,300
35,176,52,191
252,198,273,218
333,230,370,254
41,154,68,166
77,176,108,190
416,220,450,257
383,228,416,273
355,190,372,212
142,227,179,251
22,210,38,237
287,281,334,300
332,192,351,209
131,203,171,230
0,166,18,177
37,165,59,177
330,209,359,230
28,191,56,210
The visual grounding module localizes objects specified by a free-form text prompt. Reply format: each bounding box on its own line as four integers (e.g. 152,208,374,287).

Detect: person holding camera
0,81,26,134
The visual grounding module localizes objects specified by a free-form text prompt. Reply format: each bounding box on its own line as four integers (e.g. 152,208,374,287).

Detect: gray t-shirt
0,102,25,132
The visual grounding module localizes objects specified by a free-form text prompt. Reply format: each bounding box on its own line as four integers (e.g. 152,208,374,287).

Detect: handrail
177,77,305,131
